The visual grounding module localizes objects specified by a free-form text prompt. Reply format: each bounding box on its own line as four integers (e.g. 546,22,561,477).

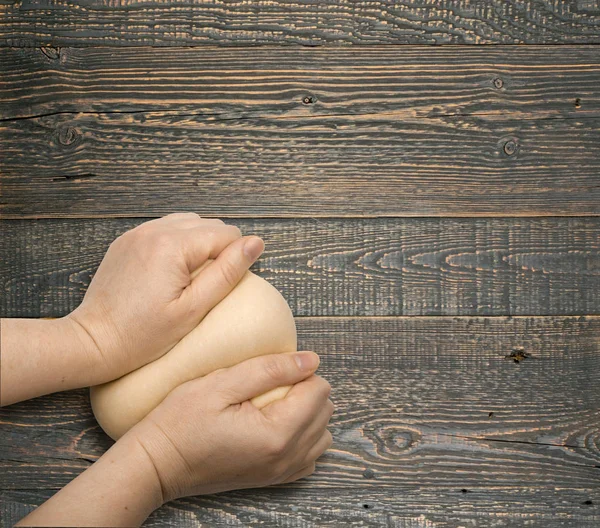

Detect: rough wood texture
2,46,600,120
3,488,600,527
1,218,599,318
2,112,600,218
2,46,600,218
1,317,599,526
1,1,600,47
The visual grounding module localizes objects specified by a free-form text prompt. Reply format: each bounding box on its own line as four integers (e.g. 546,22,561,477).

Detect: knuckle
152,232,174,252
218,260,240,288
268,435,288,457
327,399,335,417
325,430,333,450
228,224,242,237
263,357,285,382
316,376,332,397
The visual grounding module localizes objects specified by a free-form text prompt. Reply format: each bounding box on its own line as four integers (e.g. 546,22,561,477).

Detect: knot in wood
503,140,517,156
58,126,80,146
40,46,61,60
493,77,504,89
371,425,420,459
302,95,315,105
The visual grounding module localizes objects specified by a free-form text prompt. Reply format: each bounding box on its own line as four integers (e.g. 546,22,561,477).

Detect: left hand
67,213,265,382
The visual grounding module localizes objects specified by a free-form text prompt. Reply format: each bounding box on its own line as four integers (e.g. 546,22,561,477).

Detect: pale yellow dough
90,262,297,440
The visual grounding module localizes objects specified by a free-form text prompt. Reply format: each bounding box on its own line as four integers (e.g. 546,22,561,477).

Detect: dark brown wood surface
2,46,600,120
2,218,599,318
2,317,599,526
1,3,600,527
2,1,600,47
2,46,600,218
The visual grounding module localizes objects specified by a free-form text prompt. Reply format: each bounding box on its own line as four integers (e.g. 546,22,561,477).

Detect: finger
157,212,204,227
179,224,244,274
181,234,260,316
261,374,331,429
212,351,320,406
297,398,334,446
186,217,227,228
129,213,204,236
301,429,333,467
280,462,316,484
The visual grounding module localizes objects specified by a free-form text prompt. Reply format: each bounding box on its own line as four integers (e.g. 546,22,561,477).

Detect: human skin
1,213,334,526
16,351,333,527
91,260,298,440
1,213,262,405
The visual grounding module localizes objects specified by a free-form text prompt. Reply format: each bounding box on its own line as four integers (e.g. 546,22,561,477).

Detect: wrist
63,312,112,385
1,317,108,406
129,417,190,503
16,428,164,527
111,432,166,514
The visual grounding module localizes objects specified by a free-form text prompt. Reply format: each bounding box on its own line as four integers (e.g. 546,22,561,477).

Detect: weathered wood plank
2,218,599,317
2,46,600,121
3,488,600,527
2,112,600,217
2,316,599,492
1,1,600,46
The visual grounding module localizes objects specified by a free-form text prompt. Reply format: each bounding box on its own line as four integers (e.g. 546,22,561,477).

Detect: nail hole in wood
488,412,494,418
505,347,530,364
582,500,593,505
461,488,469,493
575,98,581,109
363,503,370,509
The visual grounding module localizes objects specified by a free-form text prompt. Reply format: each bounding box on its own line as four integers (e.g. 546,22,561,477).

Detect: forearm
16,433,164,527
0,317,104,406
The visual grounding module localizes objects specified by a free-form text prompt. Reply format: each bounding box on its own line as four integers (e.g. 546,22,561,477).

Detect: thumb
181,235,264,320
215,351,320,405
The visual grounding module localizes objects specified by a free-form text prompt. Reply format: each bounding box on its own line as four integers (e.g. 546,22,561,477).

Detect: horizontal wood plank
2,487,600,527
2,46,600,121
2,45,600,218
2,112,600,217
1,1,600,46
2,217,599,317
1,316,599,525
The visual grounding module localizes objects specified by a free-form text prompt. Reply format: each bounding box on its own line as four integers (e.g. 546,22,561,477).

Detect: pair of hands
66,213,333,503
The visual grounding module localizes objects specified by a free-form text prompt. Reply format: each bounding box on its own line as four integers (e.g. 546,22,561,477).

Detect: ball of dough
90,264,297,440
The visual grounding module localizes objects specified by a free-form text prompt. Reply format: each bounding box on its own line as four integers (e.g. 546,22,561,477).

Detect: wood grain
3,488,600,527
1,316,599,524
2,217,599,317
1,1,600,46
2,45,600,218
2,112,600,218
2,46,600,121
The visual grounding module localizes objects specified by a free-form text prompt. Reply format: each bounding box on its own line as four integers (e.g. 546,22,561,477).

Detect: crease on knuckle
218,260,240,288
263,357,284,383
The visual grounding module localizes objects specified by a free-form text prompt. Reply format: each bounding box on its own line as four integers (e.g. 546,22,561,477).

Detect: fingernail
243,236,264,261
294,351,320,371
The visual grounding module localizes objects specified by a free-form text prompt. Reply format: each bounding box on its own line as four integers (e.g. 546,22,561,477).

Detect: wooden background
1,1,600,526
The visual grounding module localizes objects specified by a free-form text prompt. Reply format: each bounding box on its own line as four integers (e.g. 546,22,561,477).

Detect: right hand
129,350,334,503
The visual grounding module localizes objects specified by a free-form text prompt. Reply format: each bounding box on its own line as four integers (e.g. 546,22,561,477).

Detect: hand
130,350,334,502
67,213,265,381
